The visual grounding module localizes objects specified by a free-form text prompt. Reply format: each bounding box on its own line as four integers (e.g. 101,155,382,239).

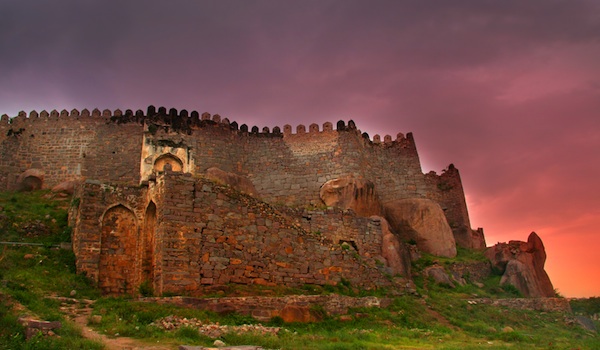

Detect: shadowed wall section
142,201,157,288
99,205,139,295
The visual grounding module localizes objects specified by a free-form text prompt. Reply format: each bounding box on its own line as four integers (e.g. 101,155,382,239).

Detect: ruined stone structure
0,106,490,296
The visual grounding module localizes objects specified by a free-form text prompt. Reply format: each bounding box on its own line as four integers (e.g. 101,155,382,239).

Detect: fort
1,106,553,298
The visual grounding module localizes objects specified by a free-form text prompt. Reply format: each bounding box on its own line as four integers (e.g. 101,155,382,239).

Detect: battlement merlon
1,106,413,145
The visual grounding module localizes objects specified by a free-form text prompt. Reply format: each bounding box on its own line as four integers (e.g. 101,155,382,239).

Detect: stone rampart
425,164,484,249
4,105,484,296
71,180,150,295
155,173,399,295
72,172,410,295
0,112,142,190
1,106,429,210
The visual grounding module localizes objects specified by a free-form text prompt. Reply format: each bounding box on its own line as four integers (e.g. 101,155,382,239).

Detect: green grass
0,191,103,349
0,190,599,349
0,190,71,244
572,297,600,315
412,247,488,272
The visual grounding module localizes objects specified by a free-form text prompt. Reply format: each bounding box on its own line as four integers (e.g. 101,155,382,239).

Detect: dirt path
417,298,458,330
55,297,176,350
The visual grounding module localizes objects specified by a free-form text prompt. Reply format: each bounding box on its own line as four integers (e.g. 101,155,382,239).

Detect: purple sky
2,0,599,297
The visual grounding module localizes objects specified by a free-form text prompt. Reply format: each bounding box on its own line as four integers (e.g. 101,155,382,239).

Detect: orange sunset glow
1,1,599,297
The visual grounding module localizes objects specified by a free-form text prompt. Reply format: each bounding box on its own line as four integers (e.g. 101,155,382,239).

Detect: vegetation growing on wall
0,190,598,349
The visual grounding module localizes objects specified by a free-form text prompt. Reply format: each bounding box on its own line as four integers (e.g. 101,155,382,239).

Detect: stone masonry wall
6,106,480,296
72,172,407,296
424,164,481,248
72,180,150,294
155,173,398,295
142,120,428,208
245,129,427,207
144,295,392,321
0,111,142,190
2,106,450,219
469,298,572,313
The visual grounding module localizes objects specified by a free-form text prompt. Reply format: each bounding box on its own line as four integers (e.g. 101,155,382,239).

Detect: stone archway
19,176,43,191
98,205,138,295
16,169,44,191
153,154,183,172
142,201,157,288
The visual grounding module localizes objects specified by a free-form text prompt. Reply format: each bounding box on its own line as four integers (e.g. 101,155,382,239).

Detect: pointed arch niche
140,133,194,182
98,205,138,295
153,154,183,173
142,201,157,287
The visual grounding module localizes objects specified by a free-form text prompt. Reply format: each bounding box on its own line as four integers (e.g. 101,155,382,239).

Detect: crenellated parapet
2,105,414,148
1,104,425,200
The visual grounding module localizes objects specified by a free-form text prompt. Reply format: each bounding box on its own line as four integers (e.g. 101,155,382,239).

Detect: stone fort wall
0,109,142,190
2,106,479,294
0,106,460,214
72,173,403,295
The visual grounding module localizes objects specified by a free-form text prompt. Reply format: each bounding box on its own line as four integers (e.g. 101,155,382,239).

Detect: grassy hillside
0,190,598,349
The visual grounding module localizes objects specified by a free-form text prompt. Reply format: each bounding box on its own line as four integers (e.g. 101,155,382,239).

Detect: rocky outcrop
384,198,457,258
485,232,555,297
425,266,456,288
378,217,411,277
319,176,382,216
205,167,258,197
468,297,571,313
51,180,79,195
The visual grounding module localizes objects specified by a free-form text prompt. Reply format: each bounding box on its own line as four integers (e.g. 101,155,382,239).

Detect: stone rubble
151,315,283,338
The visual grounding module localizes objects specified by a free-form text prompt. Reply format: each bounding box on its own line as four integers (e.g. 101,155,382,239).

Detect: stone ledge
468,297,572,313
18,317,62,340
141,294,391,322
179,346,263,350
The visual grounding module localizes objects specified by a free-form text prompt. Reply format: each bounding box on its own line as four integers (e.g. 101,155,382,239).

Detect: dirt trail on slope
56,297,176,350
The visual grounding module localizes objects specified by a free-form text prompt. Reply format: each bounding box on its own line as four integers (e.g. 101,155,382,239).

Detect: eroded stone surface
16,168,44,191
320,176,382,216
379,216,411,277
384,198,457,258
51,180,78,194
485,232,555,297
425,266,455,288
73,174,409,295
205,167,258,197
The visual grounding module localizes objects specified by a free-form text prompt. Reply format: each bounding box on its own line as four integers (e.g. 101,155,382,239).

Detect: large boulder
320,176,382,217
485,232,555,297
384,198,457,258
425,266,456,288
51,180,79,195
205,167,258,197
378,216,411,277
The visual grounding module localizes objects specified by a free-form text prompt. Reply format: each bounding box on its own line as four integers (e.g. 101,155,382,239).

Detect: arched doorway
153,154,183,173
142,201,157,288
98,205,138,295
